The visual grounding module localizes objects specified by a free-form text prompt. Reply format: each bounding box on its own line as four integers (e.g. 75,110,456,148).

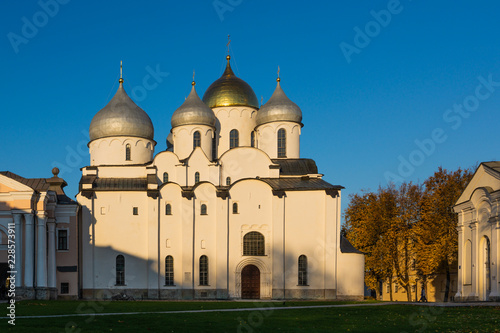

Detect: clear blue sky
1,0,499,217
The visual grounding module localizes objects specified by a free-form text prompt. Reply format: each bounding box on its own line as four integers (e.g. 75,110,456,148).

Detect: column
470,220,478,298
47,221,57,289
13,214,23,285
456,224,464,299
24,214,34,287
36,215,47,287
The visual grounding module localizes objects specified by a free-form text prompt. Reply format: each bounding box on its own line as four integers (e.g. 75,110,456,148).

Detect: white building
77,56,364,300
454,162,500,302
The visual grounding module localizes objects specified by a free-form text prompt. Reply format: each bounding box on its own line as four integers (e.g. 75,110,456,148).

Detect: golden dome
202,55,259,109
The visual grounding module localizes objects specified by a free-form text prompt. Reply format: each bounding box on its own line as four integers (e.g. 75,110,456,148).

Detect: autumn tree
415,167,472,302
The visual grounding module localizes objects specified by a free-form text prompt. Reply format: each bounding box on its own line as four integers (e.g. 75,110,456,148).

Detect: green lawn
1,301,499,332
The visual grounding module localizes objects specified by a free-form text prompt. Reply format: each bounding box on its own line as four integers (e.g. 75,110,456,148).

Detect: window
165,204,172,215
464,239,472,284
193,131,201,148
298,255,308,286
165,256,174,286
125,144,131,161
163,172,169,183
394,283,399,293
230,129,239,148
133,207,138,215
232,202,238,214
212,135,217,160
243,231,265,256
60,282,69,294
57,229,68,250
277,128,286,158
226,177,231,186
411,259,416,271
199,255,208,286
386,283,390,293
195,172,200,184
116,255,125,285
251,132,255,147
201,204,207,215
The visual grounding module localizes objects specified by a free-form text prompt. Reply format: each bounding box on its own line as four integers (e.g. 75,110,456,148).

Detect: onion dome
89,80,154,142
256,78,303,126
202,55,259,109
171,81,216,128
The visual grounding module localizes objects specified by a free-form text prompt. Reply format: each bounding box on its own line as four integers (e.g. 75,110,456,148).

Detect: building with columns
77,54,365,300
0,169,79,300
453,162,500,302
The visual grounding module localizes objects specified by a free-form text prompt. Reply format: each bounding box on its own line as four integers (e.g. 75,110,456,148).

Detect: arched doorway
479,236,491,301
241,265,260,299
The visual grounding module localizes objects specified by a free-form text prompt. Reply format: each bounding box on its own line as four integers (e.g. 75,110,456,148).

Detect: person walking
419,286,427,302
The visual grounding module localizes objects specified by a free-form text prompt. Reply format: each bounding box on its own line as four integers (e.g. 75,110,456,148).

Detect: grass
1,300,499,332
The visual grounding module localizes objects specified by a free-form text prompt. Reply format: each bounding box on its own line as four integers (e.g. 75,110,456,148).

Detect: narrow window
57,229,68,250
298,255,308,286
125,144,131,161
226,177,231,186
251,132,255,148
60,282,69,294
163,172,169,183
212,134,217,160
464,239,472,284
116,255,125,285
232,202,238,214
199,255,208,286
243,231,265,256
201,204,207,215
133,207,138,215
195,172,200,184
193,131,201,148
395,283,399,293
230,129,239,149
277,129,286,158
165,256,174,286
165,203,172,215
386,283,390,293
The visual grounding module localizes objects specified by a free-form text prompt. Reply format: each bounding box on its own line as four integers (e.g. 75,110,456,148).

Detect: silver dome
256,79,302,126
171,83,216,129
89,82,154,141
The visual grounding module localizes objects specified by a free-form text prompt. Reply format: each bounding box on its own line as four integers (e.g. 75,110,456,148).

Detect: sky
1,0,499,218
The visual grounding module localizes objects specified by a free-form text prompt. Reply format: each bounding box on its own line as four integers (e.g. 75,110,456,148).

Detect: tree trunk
389,277,393,301
444,262,450,302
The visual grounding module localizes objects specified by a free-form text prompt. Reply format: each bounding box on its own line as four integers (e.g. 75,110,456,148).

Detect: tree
415,167,472,302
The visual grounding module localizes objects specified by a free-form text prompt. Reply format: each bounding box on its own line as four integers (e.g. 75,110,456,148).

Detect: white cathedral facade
77,55,364,300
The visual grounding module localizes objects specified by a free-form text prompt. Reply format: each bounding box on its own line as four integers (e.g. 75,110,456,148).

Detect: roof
256,80,302,126
92,178,148,191
171,83,216,129
259,177,343,191
340,236,364,254
483,161,500,173
271,158,319,176
0,171,49,191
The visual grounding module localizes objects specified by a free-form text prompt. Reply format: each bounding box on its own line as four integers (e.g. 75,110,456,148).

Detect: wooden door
241,265,260,299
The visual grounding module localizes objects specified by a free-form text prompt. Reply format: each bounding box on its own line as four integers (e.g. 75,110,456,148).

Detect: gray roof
271,158,318,176
340,236,364,254
483,161,500,173
89,82,154,141
171,83,216,129
259,177,343,192
92,178,148,191
256,80,302,126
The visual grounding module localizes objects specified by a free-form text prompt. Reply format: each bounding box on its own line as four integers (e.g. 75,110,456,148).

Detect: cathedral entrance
241,264,260,299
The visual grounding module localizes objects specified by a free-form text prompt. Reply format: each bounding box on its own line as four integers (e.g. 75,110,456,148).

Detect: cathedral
0,53,364,300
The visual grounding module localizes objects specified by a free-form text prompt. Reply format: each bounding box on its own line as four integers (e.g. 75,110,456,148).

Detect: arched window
193,131,201,148
116,255,125,285
233,202,238,214
195,172,200,184
212,134,217,160
277,129,286,158
199,255,208,286
226,177,231,186
230,129,239,149
298,255,308,286
125,144,131,161
163,172,169,183
243,231,265,256
165,256,174,286
165,203,172,215
201,204,207,215
251,132,255,148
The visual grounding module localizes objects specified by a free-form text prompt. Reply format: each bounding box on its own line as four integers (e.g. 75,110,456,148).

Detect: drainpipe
227,195,230,299
282,193,286,300
192,196,195,299
157,193,161,299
